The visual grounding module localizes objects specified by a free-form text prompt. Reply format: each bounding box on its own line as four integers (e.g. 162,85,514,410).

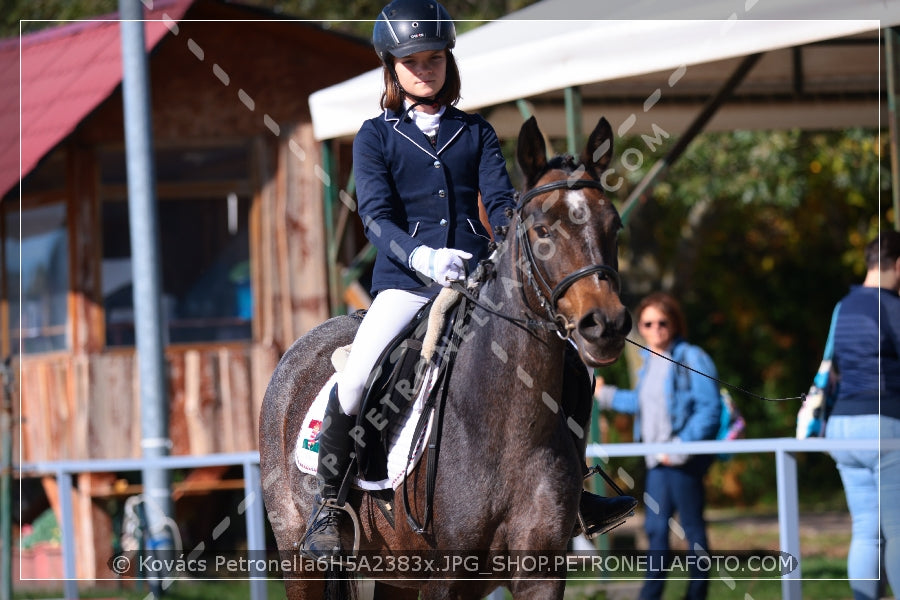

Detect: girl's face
638,305,674,353
394,49,447,105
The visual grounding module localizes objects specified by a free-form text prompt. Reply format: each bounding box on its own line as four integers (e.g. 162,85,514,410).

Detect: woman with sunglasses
595,291,722,600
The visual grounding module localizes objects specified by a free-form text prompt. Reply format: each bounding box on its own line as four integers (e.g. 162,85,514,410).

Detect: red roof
0,0,194,198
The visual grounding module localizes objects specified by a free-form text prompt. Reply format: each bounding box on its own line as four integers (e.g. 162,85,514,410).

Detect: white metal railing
587,436,886,600
19,452,265,600
20,438,889,600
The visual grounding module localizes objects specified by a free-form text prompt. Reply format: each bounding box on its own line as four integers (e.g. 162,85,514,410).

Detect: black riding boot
579,490,637,538
299,385,356,559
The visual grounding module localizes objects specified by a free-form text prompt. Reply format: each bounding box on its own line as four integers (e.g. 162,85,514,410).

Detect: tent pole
322,140,344,315
619,53,762,225
886,27,900,230
565,86,583,156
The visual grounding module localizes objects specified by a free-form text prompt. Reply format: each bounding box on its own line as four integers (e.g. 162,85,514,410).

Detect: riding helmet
373,0,456,63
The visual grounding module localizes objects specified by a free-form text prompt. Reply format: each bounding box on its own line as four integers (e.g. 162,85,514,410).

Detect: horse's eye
533,224,551,238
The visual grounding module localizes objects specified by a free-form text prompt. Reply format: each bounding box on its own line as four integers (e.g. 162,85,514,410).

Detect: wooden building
2,0,377,578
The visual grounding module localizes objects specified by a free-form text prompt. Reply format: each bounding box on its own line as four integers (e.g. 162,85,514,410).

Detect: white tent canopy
309,0,900,141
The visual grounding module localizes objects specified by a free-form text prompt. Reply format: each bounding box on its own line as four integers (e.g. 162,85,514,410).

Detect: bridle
513,177,622,338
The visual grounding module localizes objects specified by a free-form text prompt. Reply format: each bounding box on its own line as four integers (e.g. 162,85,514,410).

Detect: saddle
353,287,468,484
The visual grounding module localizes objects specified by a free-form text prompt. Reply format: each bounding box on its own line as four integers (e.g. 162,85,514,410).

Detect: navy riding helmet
372,0,456,63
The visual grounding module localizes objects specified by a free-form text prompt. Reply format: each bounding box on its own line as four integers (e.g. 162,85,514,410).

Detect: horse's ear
580,117,613,181
517,116,548,188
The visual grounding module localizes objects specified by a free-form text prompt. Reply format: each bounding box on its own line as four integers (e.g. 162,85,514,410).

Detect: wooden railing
18,342,278,462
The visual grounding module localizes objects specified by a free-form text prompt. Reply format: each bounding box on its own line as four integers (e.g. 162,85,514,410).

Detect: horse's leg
419,581,498,600
260,316,363,599
507,578,566,600
282,578,324,600
373,583,419,600
262,469,320,600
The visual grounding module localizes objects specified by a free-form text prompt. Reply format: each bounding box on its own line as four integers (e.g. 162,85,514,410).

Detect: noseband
515,178,621,338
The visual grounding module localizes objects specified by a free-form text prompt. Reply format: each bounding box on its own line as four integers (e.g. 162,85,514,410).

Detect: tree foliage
600,126,886,505
243,0,537,36
4,0,117,35
2,0,538,37
616,127,883,416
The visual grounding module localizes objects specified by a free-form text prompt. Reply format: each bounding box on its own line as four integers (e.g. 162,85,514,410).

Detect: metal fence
20,452,265,600
20,437,885,600
587,436,883,600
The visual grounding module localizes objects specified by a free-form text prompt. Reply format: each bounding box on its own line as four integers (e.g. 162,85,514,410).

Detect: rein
626,337,804,403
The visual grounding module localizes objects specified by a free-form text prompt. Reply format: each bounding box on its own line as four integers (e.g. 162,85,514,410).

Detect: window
100,144,252,346
6,203,69,353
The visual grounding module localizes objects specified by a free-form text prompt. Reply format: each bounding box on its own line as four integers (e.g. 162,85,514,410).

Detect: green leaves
616,127,885,438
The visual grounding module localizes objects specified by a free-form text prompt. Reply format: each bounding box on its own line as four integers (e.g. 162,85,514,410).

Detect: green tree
2,0,538,37
606,126,886,505
3,0,117,35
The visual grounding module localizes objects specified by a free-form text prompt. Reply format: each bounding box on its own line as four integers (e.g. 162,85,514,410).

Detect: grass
563,555,854,600
15,579,288,600
557,507,866,600
14,558,860,600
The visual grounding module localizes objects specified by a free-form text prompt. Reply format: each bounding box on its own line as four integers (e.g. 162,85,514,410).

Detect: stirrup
578,465,637,539
576,503,632,539
298,497,363,558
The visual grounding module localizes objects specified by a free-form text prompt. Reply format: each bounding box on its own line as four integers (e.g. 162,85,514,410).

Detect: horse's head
513,116,631,367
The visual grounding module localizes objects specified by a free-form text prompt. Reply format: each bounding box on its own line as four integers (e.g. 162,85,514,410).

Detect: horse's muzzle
573,307,631,367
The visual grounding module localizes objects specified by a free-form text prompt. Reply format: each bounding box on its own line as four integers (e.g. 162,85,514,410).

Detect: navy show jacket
352,105,516,294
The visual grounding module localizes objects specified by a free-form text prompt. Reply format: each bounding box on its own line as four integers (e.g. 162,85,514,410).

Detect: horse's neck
483,235,555,339
459,243,568,436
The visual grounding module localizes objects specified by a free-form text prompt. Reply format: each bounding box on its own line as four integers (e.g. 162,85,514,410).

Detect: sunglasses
640,319,669,329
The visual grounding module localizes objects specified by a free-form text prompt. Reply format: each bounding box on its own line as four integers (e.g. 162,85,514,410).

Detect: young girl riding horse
300,0,636,559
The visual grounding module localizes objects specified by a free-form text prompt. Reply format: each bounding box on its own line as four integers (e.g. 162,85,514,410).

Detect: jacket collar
383,105,465,157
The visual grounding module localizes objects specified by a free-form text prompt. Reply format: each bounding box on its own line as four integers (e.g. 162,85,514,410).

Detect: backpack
716,388,745,460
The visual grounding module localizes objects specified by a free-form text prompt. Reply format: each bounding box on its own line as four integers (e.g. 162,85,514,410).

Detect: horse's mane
467,154,583,289
545,154,581,174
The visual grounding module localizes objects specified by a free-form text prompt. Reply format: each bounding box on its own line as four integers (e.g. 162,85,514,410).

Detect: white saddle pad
294,366,437,491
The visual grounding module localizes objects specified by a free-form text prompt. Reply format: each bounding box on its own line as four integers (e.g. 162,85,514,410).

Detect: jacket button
438,189,446,198
433,160,441,168
440,219,448,226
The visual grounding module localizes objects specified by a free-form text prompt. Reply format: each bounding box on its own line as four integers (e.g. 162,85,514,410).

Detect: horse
259,115,631,600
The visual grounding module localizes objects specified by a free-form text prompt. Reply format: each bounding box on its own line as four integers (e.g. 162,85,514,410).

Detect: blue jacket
609,339,722,442
830,285,900,420
353,105,516,294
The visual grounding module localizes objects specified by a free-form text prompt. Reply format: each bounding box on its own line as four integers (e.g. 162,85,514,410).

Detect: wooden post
42,473,116,580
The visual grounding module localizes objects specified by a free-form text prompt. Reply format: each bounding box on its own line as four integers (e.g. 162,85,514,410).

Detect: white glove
409,245,472,287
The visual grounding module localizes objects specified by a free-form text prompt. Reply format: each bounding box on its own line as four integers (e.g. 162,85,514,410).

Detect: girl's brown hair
635,291,688,339
380,50,462,112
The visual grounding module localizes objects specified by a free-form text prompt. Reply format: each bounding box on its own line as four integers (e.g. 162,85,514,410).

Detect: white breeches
336,285,439,415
